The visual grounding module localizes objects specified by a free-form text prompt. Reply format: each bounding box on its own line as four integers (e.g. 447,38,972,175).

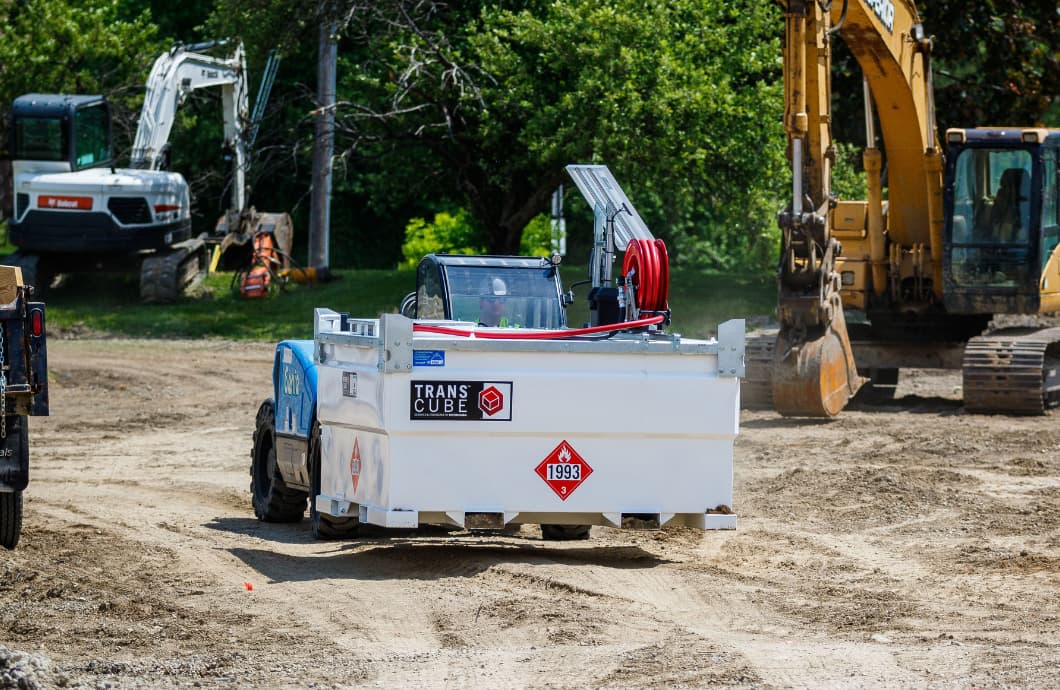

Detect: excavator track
962,327,1060,414
741,330,777,409
139,238,208,303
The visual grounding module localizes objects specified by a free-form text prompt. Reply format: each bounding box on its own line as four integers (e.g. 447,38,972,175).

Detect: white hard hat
483,276,507,296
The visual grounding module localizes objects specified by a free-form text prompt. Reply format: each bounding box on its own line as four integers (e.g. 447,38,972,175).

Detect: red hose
412,314,665,340
622,238,670,312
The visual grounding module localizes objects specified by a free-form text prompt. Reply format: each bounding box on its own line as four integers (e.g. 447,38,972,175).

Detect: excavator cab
9,94,112,173
943,128,1060,314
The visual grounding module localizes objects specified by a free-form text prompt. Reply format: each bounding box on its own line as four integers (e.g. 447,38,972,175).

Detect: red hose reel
622,238,670,313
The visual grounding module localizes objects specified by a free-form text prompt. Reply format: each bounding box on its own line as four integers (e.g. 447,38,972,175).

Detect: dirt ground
1,336,1057,689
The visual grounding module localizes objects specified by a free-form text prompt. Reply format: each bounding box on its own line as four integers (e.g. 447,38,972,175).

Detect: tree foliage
1,0,1057,271
830,1,1058,147
327,0,786,268
920,0,1059,128
0,0,161,147
400,210,483,268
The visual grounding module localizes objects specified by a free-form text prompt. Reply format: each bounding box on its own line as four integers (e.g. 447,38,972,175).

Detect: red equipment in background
239,230,282,299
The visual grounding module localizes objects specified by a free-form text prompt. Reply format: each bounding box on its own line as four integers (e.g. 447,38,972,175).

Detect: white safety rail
312,312,744,532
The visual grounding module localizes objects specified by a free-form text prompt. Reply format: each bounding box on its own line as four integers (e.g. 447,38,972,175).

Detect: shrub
400,210,484,268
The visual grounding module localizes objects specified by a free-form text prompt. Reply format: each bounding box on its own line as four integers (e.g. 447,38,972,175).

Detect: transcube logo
410,380,513,421
478,385,504,416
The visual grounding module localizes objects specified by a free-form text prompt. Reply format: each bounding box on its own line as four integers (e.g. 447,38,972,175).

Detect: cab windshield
73,103,110,168
444,265,565,329
949,147,1034,288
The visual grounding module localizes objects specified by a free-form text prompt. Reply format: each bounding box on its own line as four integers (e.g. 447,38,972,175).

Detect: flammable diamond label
534,440,593,501
350,437,362,492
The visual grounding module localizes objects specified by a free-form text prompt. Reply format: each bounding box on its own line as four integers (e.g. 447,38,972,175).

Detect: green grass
46,270,418,340
43,265,775,341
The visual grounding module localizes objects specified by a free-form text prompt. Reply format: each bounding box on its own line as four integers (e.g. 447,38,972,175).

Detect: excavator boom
771,0,943,416
131,41,250,218
772,0,863,416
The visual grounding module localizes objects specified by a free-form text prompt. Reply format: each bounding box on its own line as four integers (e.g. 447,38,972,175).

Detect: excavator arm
772,0,941,416
130,41,250,218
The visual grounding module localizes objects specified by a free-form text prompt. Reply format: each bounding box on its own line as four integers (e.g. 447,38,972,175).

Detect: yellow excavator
745,0,1060,416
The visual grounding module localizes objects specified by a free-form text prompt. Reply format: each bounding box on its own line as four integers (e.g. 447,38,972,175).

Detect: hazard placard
349,437,362,492
534,440,592,501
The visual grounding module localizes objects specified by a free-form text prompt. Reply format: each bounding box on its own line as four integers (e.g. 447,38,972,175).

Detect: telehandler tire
308,421,360,540
250,399,307,522
540,524,591,541
0,490,22,550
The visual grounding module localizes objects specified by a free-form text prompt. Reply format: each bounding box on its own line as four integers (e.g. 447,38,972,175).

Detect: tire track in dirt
2,339,1056,688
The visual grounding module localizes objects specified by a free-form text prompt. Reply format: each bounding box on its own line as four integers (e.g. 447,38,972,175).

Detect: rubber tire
308,421,360,540
250,399,307,522
541,524,591,541
0,491,22,550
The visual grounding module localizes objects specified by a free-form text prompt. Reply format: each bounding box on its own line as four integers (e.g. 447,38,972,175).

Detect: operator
478,276,515,327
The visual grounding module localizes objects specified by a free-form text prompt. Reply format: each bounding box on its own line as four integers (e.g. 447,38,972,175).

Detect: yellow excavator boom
772,0,944,416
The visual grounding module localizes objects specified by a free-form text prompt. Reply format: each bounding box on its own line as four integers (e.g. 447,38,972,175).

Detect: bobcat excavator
6,41,291,301
745,0,1060,416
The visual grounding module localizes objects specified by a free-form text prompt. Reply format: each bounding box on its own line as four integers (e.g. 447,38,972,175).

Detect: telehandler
249,166,744,541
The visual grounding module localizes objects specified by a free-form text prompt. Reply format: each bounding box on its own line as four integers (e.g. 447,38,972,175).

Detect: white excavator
5,40,291,301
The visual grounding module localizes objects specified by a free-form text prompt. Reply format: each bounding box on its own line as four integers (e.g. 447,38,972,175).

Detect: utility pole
550,185,566,257
309,17,337,268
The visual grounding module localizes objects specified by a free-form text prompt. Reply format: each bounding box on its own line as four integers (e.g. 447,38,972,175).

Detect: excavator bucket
771,310,865,417
215,210,294,273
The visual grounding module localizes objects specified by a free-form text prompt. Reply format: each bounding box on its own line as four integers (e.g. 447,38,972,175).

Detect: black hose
826,0,848,34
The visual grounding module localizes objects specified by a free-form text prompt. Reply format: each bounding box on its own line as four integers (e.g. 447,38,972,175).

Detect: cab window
443,265,564,329
1041,148,1058,271
73,103,110,169
416,260,446,319
950,147,1034,288
13,117,65,161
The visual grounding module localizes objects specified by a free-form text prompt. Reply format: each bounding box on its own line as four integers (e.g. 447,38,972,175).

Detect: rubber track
962,327,1060,414
139,240,207,303
741,330,777,410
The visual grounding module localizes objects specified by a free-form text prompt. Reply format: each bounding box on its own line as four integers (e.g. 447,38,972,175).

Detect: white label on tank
342,371,358,398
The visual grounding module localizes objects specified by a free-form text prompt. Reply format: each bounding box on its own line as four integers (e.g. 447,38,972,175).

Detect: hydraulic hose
621,238,670,312
412,314,665,340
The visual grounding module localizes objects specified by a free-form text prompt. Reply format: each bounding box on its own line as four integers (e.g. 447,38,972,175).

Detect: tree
0,0,161,148
829,0,1058,148
328,0,785,265
920,0,1059,128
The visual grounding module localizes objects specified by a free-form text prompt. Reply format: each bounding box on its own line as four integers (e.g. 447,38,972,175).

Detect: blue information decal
413,350,446,367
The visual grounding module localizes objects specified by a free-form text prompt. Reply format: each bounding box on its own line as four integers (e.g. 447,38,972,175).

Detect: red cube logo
478,385,504,416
